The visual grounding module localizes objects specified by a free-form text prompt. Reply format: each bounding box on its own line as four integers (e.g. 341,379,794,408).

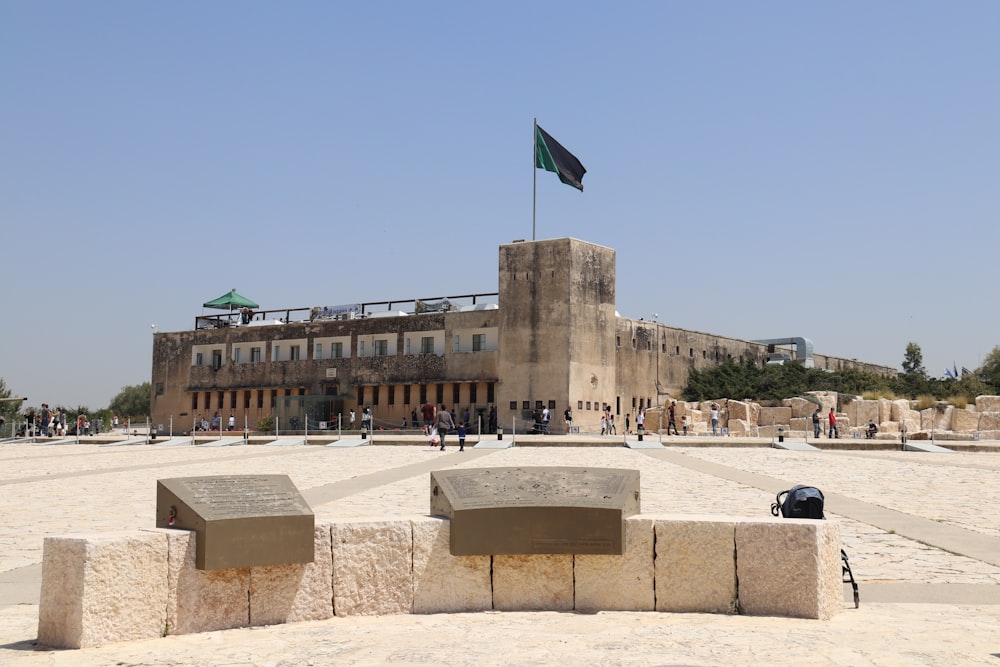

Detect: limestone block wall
652,395,1000,440
36,515,844,649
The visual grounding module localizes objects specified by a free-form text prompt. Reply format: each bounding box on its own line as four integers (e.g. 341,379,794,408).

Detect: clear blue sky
3,2,998,410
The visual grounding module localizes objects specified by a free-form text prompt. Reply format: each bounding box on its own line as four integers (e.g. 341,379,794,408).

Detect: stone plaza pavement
0,435,998,666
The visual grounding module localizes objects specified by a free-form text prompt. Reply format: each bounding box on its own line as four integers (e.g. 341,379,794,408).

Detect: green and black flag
535,124,586,191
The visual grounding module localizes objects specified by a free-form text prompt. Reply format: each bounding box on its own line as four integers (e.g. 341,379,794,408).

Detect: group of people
423,403,467,451
811,407,845,439
15,405,112,438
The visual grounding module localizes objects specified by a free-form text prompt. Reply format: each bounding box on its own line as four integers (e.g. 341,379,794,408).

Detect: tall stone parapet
783,397,816,418
804,391,838,413
846,400,879,427
976,395,1000,412
890,399,911,422
979,412,1000,432
878,398,894,424
951,409,981,433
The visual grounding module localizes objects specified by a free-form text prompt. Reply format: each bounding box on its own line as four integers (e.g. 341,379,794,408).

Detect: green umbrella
203,289,259,310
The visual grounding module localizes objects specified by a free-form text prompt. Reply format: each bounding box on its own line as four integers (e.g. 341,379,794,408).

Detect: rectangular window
472,334,485,351
274,345,281,361
405,338,411,355
403,385,411,404
332,342,343,358
206,392,212,410
388,385,395,405
156,383,164,396
233,348,241,363
192,393,198,410
244,391,251,409
469,383,477,403
230,391,236,408
358,341,365,357
487,382,495,403
453,335,460,353
452,384,460,405
436,383,444,404
251,347,261,362
419,385,427,404
257,391,264,409
212,350,222,370
374,339,388,356
290,345,301,361
315,343,323,360
373,386,380,406
195,352,203,366
421,336,434,354
218,391,224,409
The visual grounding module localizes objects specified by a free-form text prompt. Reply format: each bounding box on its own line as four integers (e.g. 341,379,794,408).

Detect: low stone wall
37,515,843,649
651,395,1000,441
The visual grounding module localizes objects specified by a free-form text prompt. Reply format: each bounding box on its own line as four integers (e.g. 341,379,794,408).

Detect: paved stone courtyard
1,438,998,665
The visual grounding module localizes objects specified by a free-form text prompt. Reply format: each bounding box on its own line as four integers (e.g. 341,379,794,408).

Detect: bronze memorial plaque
430,467,640,556
156,474,315,570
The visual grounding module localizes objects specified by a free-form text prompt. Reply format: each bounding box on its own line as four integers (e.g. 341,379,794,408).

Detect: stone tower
497,238,617,432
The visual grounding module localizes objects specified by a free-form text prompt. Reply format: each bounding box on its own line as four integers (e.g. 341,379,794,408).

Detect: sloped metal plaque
430,467,640,556
156,474,314,570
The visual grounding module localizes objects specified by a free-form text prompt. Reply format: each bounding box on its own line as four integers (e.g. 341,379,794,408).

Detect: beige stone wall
37,514,845,647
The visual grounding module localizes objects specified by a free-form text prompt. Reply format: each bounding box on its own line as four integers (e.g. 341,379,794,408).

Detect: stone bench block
575,516,654,612
654,516,737,613
165,530,249,635
250,521,334,626
493,554,573,611
332,519,413,616
411,517,492,613
37,531,168,649
736,519,842,620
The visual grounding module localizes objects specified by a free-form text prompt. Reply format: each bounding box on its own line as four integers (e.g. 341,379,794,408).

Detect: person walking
457,421,467,451
40,404,51,437
421,400,435,435
828,408,839,439
710,403,719,436
637,407,645,433
667,401,680,436
435,404,455,451
812,408,822,438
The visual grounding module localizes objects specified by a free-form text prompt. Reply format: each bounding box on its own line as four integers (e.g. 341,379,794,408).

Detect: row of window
193,333,491,367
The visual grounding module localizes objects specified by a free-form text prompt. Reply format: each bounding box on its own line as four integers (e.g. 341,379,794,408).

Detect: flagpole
532,117,537,241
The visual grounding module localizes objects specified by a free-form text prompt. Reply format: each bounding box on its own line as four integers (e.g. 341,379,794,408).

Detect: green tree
979,346,1000,394
0,378,26,434
108,383,151,420
896,342,930,398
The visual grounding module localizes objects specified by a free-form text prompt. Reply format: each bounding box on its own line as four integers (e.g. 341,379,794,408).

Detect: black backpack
771,485,825,520
770,484,859,608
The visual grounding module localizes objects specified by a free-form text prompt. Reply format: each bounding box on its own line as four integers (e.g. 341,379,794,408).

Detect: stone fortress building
149,238,893,435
